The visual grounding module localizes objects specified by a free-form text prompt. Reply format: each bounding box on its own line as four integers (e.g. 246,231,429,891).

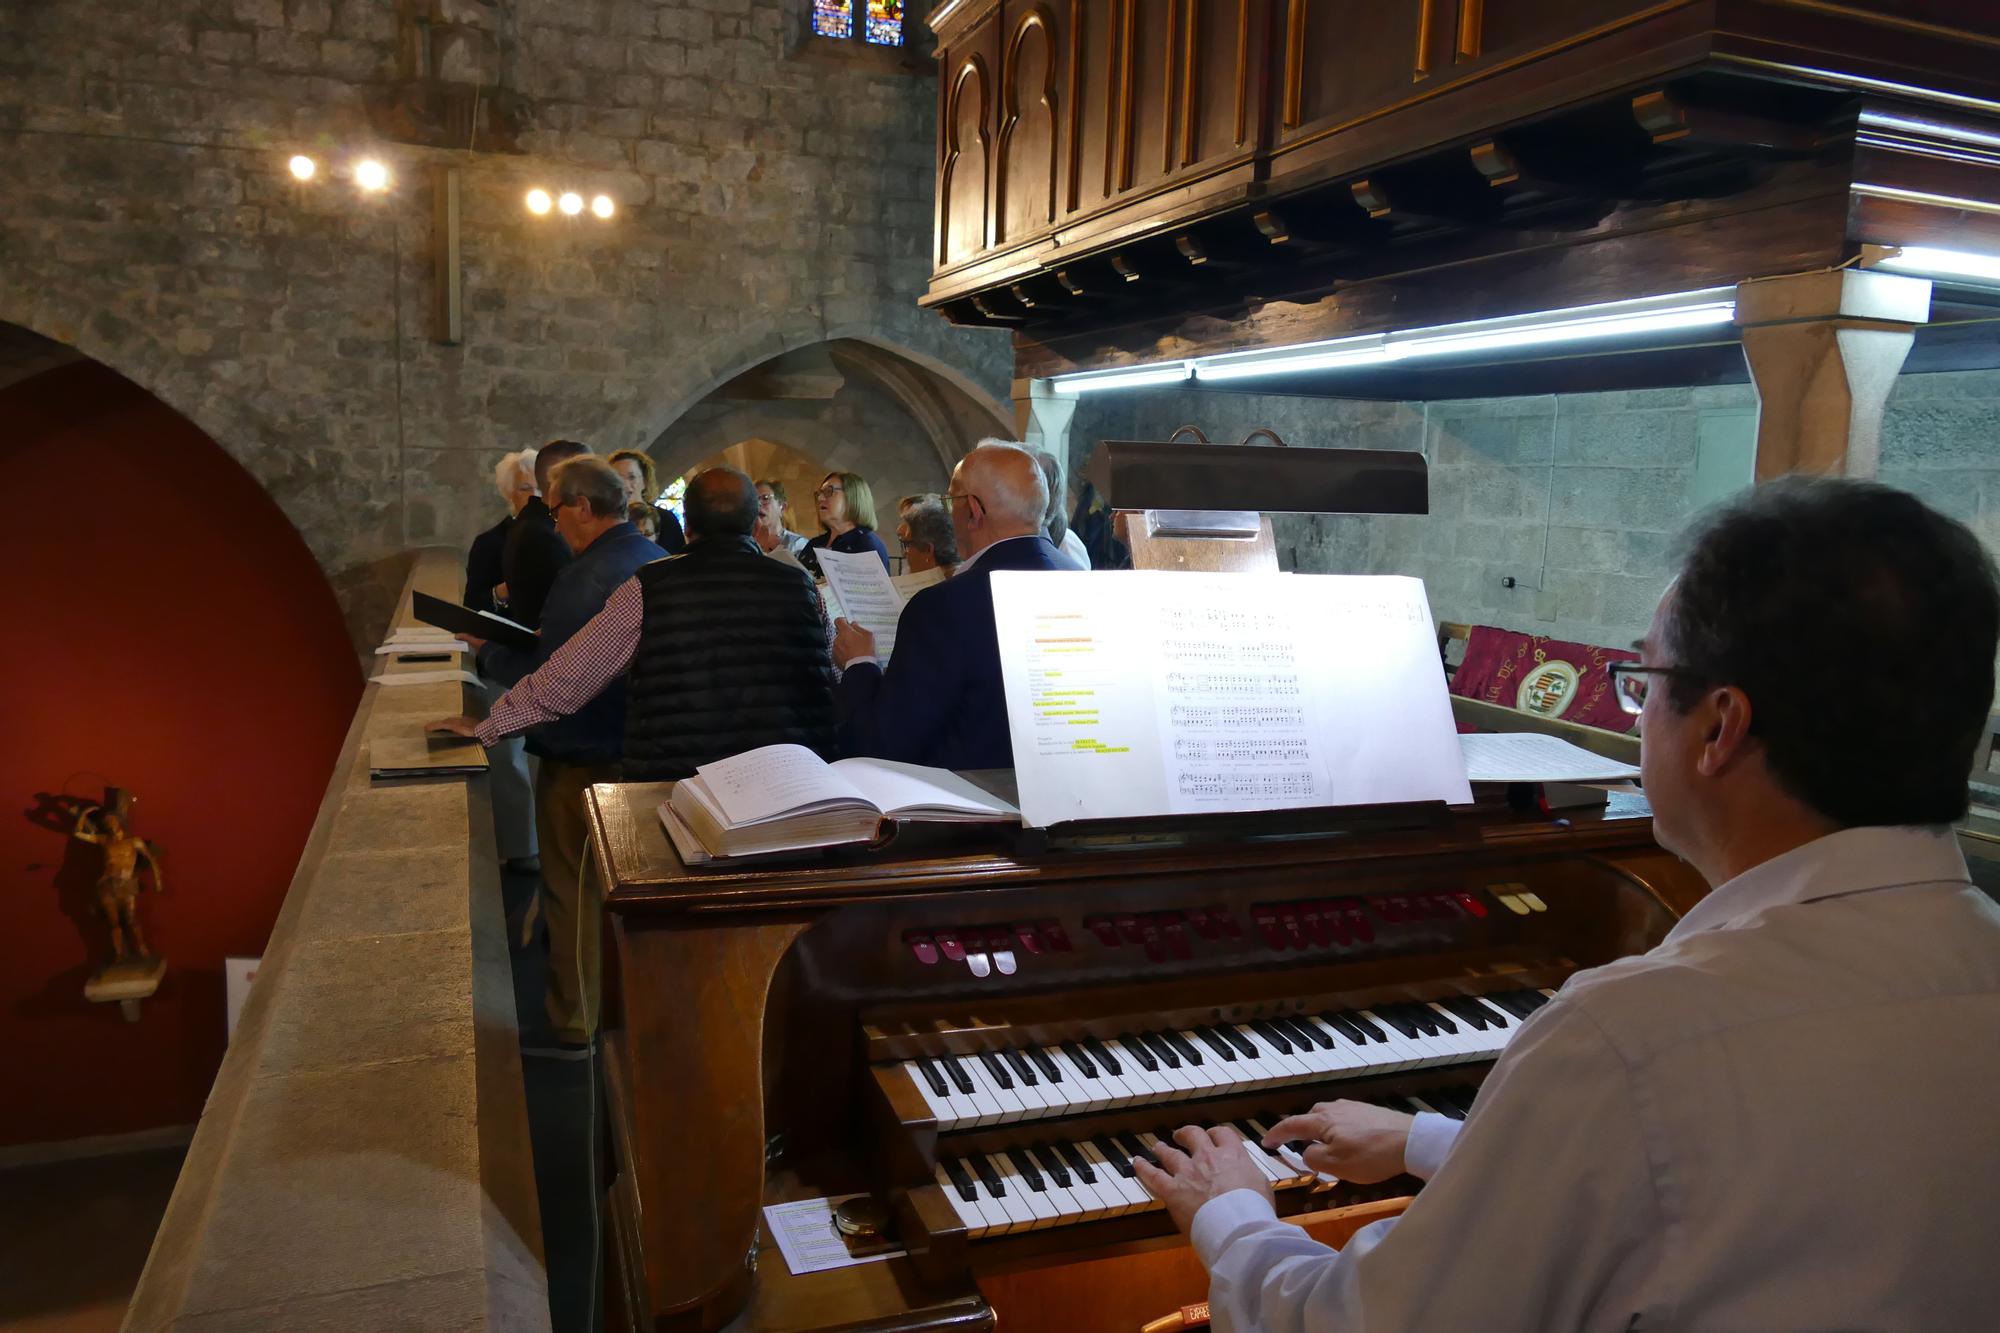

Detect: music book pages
665,744,1020,858
817,547,907,659
1458,732,1640,783
990,571,1473,828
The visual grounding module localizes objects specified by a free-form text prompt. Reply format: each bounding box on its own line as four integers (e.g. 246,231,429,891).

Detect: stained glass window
659,475,688,534
864,0,904,46
812,0,853,39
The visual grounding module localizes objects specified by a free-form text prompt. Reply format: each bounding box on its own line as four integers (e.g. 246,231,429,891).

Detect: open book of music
662,743,1020,859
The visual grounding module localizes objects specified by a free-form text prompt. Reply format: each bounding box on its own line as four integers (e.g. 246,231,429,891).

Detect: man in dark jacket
501,439,590,629
443,455,660,1050
464,448,541,872
832,441,1067,770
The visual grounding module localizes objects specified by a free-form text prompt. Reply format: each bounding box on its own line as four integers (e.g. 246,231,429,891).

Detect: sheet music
692,743,864,826
1459,732,1640,783
991,571,1471,827
891,565,946,598
817,547,905,660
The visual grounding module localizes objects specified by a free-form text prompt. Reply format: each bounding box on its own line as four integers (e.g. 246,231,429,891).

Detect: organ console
588,780,1707,1332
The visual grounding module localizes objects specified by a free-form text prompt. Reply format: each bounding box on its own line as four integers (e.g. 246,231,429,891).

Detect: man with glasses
832,440,1066,769
1139,477,2000,1331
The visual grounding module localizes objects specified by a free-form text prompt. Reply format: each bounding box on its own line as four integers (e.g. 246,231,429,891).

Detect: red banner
1451,627,1637,733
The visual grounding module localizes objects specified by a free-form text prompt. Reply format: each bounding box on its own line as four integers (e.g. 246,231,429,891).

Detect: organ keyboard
587,779,1705,1333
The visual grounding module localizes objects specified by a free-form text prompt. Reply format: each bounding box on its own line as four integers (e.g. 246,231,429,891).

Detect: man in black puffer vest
622,471,838,778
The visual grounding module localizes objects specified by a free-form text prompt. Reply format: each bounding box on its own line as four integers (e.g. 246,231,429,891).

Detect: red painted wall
1,360,361,1147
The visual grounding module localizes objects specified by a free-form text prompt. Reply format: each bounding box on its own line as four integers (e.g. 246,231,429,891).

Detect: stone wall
1073,371,2000,651
0,0,1012,640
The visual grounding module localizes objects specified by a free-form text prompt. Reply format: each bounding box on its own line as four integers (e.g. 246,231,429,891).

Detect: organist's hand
1262,1100,1414,1184
426,716,481,739
1133,1125,1273,1234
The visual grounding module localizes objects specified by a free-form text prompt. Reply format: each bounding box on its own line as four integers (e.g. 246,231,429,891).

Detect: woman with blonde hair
804,469,890,572
609,448,687,554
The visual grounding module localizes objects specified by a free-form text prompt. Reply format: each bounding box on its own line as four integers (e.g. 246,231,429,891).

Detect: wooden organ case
589,784,1707,1332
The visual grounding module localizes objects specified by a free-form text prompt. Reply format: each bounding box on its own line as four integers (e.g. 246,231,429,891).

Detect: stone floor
0,1146,186,1333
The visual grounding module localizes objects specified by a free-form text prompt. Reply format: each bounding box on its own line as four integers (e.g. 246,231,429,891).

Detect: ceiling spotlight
287,154,316,182
591,194,615,220
354,158,390,192
526,188,552,215
558,191,584,216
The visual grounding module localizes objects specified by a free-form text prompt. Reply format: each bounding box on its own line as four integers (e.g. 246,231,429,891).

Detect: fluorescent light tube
1193,337,1397,382
1871,245,2000,285
1393,302,1736,359
1049,363,1192,394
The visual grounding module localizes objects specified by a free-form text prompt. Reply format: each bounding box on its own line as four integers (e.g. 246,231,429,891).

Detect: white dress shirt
1190,824,2000,1332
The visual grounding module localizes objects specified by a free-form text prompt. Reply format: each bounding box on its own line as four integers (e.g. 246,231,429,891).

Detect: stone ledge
123,548,548,1333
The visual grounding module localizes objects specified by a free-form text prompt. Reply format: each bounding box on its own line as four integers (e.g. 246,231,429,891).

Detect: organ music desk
586,779,1707,1333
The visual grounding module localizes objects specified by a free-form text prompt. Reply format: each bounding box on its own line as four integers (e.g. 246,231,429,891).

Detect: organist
1139,478,2000,1331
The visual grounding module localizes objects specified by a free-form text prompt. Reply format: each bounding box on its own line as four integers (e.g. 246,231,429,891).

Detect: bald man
832,440,1069,769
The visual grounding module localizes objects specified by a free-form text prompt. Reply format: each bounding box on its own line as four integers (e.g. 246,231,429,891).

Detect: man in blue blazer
833,441,1068,770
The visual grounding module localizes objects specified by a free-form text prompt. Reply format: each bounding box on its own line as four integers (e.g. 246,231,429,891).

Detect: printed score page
817,547,906,660
990,571,1472,828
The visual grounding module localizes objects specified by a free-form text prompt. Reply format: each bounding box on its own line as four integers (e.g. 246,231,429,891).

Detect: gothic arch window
813,0,908,48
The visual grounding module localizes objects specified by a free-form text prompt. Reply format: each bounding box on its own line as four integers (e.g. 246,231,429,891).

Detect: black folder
410,590,539,652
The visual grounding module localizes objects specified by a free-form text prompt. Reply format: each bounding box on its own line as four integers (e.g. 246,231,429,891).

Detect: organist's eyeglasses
1607,662,1696,715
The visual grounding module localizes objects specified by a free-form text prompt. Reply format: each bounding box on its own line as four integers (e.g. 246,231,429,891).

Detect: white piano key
902,1060,966,1129
965,1052,1029,1123
978,1153,1039,1231
941,1054,1005,1127
1077,1138,1147,1215
1016,1145,1088,1223
990,1151,1060,1229
934,1161,996,1237
1105,1039,1177,1100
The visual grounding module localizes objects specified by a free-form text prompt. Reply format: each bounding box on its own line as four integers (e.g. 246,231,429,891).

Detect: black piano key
1345,1010,1390,1043
1193,1027,1238,1062
1398,1003,1442,1037
1052,1139,1095,1183
941,1054,977,1094
1320,1012,1369,1045
1440,996,1495,1030
1060,1042,1099,1078
1137,1031,1181,1069
1121,1035,1159,1072
1084,1036,1123,1075
1116,1131,1160,1169
1001,1048,1039,1086
1276,1015,1330,1050
942,1155,979,1201
1375,1006,1424,1040
1446,1083,1483,1114
1162,1029,1204,1066
978,1050,1015,1090
1249,1019,1294,1055
1093,1135,1137,1177
1026,1046,1064,1083
1424,1005,1459,1035
1031,1142,1072,1187
914,1057,948,1096
1215,1025,1260,1059
1467,995,1516,1025
971,1153,1006,1197
1426,1088,1470,1120
1005,1146,1046,1190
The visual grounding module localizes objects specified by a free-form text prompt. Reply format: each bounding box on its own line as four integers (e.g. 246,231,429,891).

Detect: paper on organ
989,570,1472,828
1457,732,1640,783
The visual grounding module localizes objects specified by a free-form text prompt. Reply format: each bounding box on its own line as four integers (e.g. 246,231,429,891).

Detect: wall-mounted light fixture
354,158,391,192
1047,288,1738,392
526,188,552,215
1863,243,2000,288
591,194,615,219
287,154,317,181
558,191,584,216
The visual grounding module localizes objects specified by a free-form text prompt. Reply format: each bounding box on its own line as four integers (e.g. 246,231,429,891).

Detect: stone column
1014,375,1080,497
1735,269,1932,480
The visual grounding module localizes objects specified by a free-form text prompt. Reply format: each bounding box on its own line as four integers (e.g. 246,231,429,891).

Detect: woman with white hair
467,448,538,614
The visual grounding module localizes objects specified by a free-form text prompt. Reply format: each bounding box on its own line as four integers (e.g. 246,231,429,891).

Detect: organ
588,781,1706,1331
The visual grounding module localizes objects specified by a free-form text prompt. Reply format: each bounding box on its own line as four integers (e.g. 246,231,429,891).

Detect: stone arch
607,309,1015,468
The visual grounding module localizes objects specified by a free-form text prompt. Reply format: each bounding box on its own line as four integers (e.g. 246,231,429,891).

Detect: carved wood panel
1281,0,1432,138
939,41,995,267
1472,0,1654,64
997,5,1060,245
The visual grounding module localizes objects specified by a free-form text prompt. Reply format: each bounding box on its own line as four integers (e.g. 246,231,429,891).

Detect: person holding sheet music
1136,478,2000,1332
833,441,1066,771
803,469,891,574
